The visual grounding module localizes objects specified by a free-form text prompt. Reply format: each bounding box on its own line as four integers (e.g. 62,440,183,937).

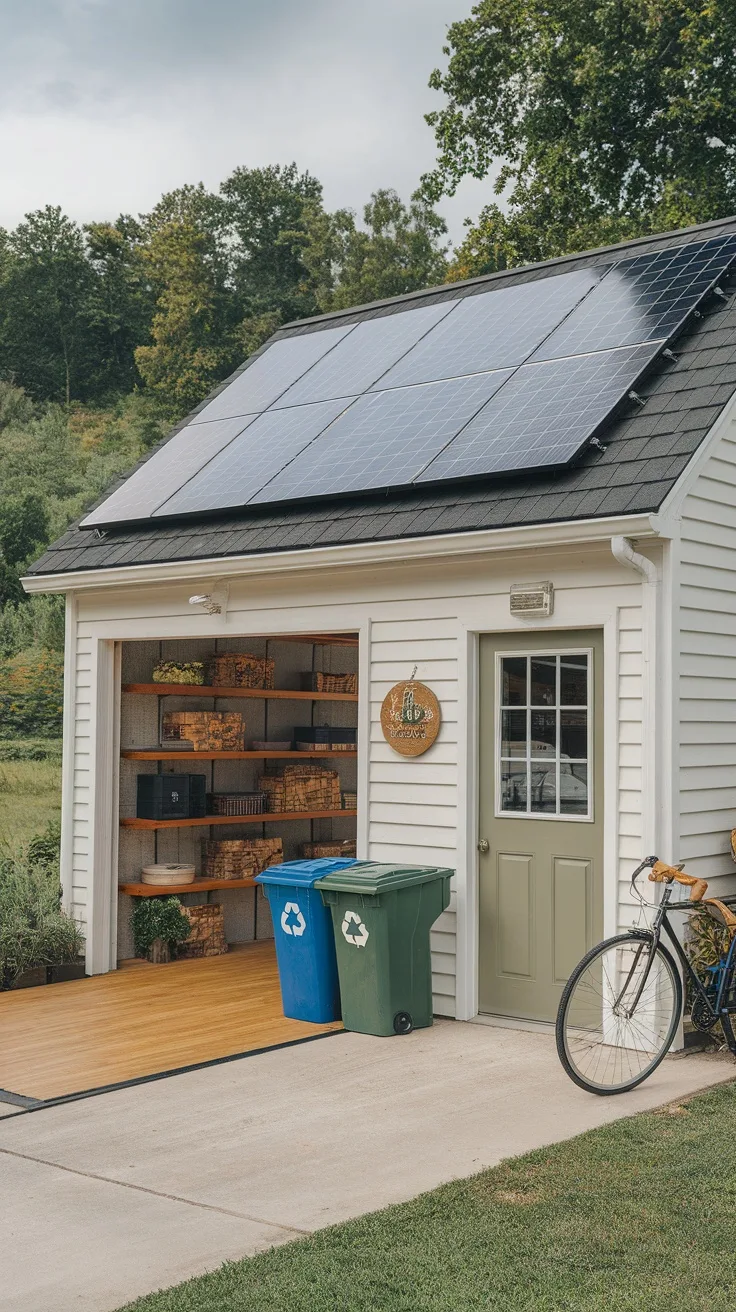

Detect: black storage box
329,728,357,747
136,774,207,820
293,725,331,745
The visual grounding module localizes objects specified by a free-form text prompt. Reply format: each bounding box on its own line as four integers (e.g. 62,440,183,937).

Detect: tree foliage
423,0,736,275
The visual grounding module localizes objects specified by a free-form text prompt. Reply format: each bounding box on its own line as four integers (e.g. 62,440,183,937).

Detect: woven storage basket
301,840,357,859
152,661,205,685
208,792,266,816
204,837,283,879
302,671,358,695
162,711,245,751
210,653,275,689
341,791,358,810
178,904,227,958
258,765,341,812
140,863,196,886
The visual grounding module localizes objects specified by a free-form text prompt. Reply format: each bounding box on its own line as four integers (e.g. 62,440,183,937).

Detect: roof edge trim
22,513,658,594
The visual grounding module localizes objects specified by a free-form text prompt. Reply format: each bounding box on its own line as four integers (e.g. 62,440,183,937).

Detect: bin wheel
393,1011,413,1035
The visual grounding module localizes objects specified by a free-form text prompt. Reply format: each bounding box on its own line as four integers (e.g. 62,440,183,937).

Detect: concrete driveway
0,1020,733,1312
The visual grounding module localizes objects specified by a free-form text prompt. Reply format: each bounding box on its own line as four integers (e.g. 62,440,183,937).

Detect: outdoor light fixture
188,580,229,616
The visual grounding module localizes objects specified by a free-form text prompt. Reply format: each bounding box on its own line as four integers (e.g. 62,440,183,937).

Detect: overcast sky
0,0,492,245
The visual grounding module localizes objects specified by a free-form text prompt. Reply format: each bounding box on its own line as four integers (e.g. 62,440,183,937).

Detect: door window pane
561,655,587,706
560,763,588,815
530,711,556,754
502,657,526,706
497,650,591,819
500,762,527,811
530,658,556,706
560,710,587,760
501,709,527,756
530,763,556,813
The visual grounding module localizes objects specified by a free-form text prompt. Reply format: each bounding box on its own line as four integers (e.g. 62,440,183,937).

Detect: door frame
455,610,621,1022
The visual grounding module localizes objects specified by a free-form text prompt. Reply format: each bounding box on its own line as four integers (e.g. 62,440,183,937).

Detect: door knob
477,838,490,854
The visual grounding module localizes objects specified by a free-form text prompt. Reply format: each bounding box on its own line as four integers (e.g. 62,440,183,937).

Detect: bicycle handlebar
647,858,708,903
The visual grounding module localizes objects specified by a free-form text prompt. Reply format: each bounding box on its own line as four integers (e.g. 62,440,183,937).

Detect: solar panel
80,415,258,527
371,267,602,389
153,397,355,517
270,301,459,408
533,234,736,362
189,323,355,423
250,372,512,505
415,344,657,484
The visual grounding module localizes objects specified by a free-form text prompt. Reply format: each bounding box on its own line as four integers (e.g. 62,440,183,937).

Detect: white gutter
23,512,658,595
611,535,661,859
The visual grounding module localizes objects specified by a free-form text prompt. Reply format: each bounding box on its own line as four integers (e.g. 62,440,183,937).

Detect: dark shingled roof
28,216,736,578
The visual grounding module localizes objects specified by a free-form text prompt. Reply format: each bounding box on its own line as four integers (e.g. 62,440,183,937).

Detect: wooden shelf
118,876,257,897
122,749,357,761
121,808,356,831
122,683,358,702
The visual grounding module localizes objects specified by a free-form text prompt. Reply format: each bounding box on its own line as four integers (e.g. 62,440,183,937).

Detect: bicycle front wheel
556,933,682,1095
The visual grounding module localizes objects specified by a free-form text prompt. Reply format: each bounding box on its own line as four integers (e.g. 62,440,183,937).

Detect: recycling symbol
341,909,369,948
281,901,306,937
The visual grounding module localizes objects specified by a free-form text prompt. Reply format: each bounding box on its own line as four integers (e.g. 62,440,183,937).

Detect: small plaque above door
380,680,441,757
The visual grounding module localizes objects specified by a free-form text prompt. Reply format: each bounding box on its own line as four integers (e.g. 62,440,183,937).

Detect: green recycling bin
314,862,452,1036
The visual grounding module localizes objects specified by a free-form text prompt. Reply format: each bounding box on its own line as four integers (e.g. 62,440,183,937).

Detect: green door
478,630,604,1022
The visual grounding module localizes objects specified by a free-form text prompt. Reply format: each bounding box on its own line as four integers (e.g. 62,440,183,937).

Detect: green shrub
0,737,62,762
0,646,64,737
0,845,83,989
26,817,61,869
131,896,191,958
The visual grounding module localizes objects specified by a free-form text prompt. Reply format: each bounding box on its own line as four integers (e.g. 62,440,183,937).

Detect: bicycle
556,855,736,1095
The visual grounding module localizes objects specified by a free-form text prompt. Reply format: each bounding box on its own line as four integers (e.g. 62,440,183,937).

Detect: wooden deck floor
0,942,340,1102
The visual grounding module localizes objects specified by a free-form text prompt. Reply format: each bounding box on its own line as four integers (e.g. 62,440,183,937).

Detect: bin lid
255,857,359,888
314,862,453,894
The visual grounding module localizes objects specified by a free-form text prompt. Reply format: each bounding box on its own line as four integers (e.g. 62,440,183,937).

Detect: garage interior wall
117,637,359,960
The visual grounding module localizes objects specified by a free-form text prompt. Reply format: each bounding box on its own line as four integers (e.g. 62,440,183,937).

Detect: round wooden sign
380,680,441,757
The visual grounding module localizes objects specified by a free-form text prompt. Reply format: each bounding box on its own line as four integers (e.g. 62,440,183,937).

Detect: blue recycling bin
255,858,359,1023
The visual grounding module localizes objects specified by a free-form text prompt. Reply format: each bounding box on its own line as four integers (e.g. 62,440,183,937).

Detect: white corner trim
22,513,656,595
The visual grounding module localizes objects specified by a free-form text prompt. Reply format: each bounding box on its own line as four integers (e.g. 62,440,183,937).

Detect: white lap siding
369,617,459,1017
63,543,648,1013
678,420,736,894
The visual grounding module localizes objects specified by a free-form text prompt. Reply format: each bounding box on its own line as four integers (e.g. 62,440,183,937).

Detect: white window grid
494,648,593,823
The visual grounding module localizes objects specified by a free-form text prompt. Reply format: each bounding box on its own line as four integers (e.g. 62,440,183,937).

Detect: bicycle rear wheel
556,932,682,1095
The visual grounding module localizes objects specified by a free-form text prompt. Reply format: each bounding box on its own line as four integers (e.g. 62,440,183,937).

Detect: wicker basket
152,661,205,685
178,904,227,958
302,671,358,695
301,840,357,859
162,711,245,751
204,837,283,879
258,765,341,813
208,792,266,816
341,791,358,810
210,653,275,689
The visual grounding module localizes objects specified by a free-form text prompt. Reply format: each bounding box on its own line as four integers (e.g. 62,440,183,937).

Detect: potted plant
131,896,192,963
0,846,85,990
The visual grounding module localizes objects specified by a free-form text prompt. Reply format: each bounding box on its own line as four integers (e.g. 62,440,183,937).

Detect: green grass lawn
0,754,62,850
119,1079,736,1312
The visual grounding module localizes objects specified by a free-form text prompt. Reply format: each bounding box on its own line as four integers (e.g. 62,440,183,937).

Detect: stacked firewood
301,840,357,859
210,654,275,689
179,904,227,957
258,765,341,812
204,837,283,879
162,711,245,751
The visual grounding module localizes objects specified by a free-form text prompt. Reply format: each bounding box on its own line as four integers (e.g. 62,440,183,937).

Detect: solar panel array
81,233,736,529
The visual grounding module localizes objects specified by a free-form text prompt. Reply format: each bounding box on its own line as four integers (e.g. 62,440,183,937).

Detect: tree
422,1,736,275
0,207,97,403
134,217,240,415
84,217,154,398
302,189,448,312
220,163,324,326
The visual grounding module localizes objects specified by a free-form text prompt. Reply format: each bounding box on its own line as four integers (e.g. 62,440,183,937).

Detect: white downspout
611,535,661,872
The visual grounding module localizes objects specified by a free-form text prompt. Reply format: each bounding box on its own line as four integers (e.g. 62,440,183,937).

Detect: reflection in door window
499,653,590,818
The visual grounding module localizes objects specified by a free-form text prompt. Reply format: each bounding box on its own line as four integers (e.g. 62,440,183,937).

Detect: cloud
0,0,493,239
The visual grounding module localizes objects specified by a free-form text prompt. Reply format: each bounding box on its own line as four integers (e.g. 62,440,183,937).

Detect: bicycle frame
627,859,736,1052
